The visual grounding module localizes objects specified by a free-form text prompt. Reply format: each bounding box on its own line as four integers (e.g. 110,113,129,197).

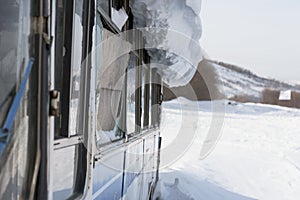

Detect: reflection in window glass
143,63,151,129
96,28,131,146
95,14,103,99
141,65,146,128
0,1,30,125
69,0,84,135
97,0,109,15
53,146,76,199
0,2,31,198
127,64,136,134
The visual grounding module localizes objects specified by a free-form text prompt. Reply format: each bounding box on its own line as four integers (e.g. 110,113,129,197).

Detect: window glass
141,65,146,128
69,0,84,135
53,146,76,199
54,0,64,137
96,27,131,146
97,0,109,15
127,61,136,134
142,64,151,129
96,14,103,98
0,1,30,125
133,63,144,133
0,1,31,198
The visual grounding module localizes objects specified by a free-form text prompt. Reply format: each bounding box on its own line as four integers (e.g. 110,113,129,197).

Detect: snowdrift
158,97,300,200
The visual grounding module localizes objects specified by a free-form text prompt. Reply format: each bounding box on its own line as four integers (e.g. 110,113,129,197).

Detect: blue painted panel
92,150,125,199
92,133,160,199
93,175,123,200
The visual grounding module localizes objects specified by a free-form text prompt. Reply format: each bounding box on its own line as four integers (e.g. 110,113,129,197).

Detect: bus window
127,59,136,134
143,56,151,129
0,1,30,126
69,0,84,136
98,0,123,18
55,0,85,137
53,145,76,199
0,1,31,198
96,28,131,146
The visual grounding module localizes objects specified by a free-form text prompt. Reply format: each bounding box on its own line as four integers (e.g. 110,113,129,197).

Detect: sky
200,0,300,81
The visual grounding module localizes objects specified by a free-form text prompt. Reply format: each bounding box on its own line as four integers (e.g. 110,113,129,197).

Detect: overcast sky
200,0,300,81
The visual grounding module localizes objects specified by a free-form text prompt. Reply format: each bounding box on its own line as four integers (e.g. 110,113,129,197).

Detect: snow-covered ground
158,98,300,200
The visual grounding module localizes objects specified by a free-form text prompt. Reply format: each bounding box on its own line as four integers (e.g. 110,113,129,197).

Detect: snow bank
159,98,300,199
130,0,203,87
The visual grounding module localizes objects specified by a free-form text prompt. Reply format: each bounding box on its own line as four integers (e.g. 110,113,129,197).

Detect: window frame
95,0,162,151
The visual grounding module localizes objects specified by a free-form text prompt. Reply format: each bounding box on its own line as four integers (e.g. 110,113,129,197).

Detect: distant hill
163,59,300,108
211,60,300,99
